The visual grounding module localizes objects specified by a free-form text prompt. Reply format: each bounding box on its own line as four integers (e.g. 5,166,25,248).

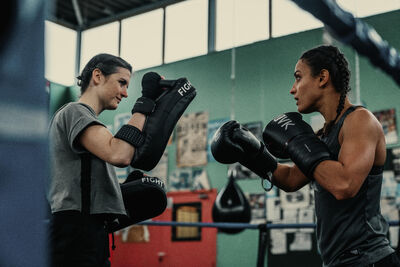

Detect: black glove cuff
239,143,277,180
115,124,145,148
131,97,155,115
287,135,331,180
307,157,331,181
258,143,278,173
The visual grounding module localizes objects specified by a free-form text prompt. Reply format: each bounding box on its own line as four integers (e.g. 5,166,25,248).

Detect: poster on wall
207,118,230,162
289,232,312,251
176,111,209,167
381,198,399,248
168,168,210,191
114,112,132,133
246,192,266,224
385,147,400,178
117,225,150,243
266,187,280,222
381,146,400,248
280,185,310,210
167,132,174,145
192,168,211,190
148,150,168,184
169,168,193,191
270,230,287,254
231,121,263,179
267,182,316,255
373,108,398,144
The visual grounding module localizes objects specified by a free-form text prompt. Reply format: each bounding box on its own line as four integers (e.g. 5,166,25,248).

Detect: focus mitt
107,170,167,232
131,75,196,171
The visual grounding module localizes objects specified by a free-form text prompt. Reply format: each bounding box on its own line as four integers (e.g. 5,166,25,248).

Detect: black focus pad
131,78,196,171
123,170,144,183
107,172,167,233
212,174,251,234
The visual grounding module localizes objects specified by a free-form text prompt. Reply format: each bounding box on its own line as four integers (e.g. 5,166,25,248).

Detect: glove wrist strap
131,97,155,115
239,143,277,180
115,124,145,148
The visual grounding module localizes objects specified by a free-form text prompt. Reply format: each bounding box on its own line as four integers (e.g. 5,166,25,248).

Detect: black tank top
316,106,394,266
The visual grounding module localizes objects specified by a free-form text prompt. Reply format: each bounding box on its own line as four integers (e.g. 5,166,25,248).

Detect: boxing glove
263,112,331,179
140,72,166,100
211,120,277,179
131,72,167,115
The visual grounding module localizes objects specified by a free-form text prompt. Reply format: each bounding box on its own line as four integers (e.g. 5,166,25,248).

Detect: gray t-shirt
47,102,126,216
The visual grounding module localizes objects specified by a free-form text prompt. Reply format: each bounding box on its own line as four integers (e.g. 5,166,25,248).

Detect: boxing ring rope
291,0,400,87
138,220,400,228
137,220,400,267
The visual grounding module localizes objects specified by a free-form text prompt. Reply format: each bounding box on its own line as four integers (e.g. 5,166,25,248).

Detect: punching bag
212,170,251,234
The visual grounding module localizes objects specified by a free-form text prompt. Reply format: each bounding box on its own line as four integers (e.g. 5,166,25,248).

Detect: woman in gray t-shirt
47,53,163,267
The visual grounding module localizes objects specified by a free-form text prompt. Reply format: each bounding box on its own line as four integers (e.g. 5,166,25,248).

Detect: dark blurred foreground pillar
0,0,48,266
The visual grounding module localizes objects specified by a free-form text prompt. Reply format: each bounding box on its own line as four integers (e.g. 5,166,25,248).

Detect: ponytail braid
322,92,346,137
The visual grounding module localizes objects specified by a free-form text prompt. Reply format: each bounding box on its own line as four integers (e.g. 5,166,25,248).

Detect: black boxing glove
131,97,155,115
131,72,167,115
141,72,165,100
211,120,277,180
263,112,331,179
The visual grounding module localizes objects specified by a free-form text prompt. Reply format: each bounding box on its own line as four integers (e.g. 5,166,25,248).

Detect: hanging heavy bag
212,170,251,234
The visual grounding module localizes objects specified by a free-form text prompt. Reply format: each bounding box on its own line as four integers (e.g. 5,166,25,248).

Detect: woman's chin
106,103,118,110
297,105,314,114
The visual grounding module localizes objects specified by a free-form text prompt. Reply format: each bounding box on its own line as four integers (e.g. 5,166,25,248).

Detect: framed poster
176,112,209,167
373,108,398,144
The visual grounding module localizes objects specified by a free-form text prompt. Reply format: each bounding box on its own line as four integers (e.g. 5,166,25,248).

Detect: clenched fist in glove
263,112,331,180
211,120,277,179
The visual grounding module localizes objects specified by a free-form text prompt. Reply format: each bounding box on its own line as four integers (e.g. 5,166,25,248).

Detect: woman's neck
78,90,103,115
319,92,351,123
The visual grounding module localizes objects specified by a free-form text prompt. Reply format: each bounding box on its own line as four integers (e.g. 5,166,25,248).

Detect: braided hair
77,53,132,95
300,45,351,137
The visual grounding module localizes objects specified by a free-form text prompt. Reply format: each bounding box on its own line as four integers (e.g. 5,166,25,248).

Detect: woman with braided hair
262,45,400,266
210,44,399,265
211,44,400,265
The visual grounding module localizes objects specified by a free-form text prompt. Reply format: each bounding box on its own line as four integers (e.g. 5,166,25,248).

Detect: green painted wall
48,82,80,116
49,10,400,266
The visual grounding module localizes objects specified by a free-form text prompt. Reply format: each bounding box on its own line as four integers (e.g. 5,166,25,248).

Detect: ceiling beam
47,15,80,30
71,0,83,27
83,0,186,30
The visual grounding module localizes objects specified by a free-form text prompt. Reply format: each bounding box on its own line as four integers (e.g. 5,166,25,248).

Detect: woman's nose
290,85,296,95
121,87,128,98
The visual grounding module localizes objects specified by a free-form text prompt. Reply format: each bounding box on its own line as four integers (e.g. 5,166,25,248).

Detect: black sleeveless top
315,106,393,266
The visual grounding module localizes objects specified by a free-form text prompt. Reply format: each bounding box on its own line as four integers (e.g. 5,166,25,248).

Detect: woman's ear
91,68,102,85
319,69,329,88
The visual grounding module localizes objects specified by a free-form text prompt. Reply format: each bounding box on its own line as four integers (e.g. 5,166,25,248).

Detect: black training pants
368,252,400,267
49,211,110,267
